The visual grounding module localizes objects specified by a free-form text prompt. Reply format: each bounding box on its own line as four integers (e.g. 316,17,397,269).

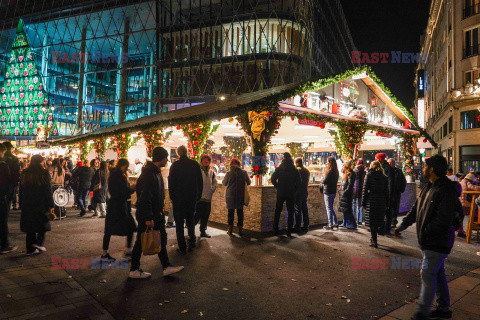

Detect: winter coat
271,158,301,198
72,166,94,190
200,167,217,201
296,166,310,196
105,168,136,236
0,161,11,209
339,171,356,214
391,166,407,195
399,176,463,254
3,151,20,186
321,169,339,195
48,167,65,187
135,161,165,226
381,161,395,200
353,165,366,199
168,155,203,208
19,169,54,233
222,166,251,210
459,178,480,209
362,170,389,228
91,169,108,203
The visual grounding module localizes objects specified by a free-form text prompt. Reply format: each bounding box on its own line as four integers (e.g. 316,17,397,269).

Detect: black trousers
173,203,196,251
103,233,134,251
274,195,295,232
385,202,393,233
194,201,212,233
131,214,170,271
370,226,379,244
26,232,45,253
391,194,401,226
0,199,9,249
294,194,309,229
228,208,244,227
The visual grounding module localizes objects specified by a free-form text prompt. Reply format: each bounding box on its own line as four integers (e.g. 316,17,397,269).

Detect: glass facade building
0,0,356,138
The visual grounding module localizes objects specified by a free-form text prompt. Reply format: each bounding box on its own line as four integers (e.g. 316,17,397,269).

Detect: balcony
464,4,480,19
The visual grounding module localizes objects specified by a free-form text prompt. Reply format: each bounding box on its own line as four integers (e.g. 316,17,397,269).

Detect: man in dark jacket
71,162,94,216
2,142,20,210
130,147,184,279
271,153,301,237
168,145,203,253
0,144,17,254
388,159,407,228
294,158,310,233
353,159,366,225
396,155,462,320
375,153,395,234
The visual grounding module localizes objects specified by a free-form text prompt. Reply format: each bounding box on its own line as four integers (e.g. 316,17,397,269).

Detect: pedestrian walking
102,159,137,261
49,158,66,218
91,161,108,218
362,160,389,248
2,142,20,211
222,158,251,236
71,161,94,216
0,144,17,254
130,147,184,279
88,159,99,212
294,158,310,233
271,153,301,237
321,156,339,230
338,161,357,230
388,159,406,228
352,159,366,225
375,153,395,235
168,145,203,253
395,155,463,320
194,154,217,238
161,163,175,228
19,155,54,255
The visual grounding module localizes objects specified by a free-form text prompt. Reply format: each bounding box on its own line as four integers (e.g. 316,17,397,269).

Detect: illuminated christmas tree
0,20,58,138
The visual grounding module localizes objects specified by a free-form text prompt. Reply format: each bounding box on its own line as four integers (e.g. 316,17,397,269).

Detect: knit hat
77,161,83,167
375,153,387,161
425,154,448,177
152,146,169,162
356,159,364,165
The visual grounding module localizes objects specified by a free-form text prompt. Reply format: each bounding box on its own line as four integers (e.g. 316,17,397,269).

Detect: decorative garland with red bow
329,121,367,162
142,128,172,158
180,122,219,161
400,134,416,176
93,138,107,159
111,133,140,159
79,141,94,162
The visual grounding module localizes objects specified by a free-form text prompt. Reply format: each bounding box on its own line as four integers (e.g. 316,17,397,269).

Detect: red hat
77,161,83,167
375,153,387,161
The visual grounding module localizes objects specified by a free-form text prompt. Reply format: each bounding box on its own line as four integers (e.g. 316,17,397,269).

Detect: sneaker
357,222,363,226
101,253,116,261
129,269,151,279
200,232,211,238
32,244,47,252
163,265,184,276
26,249,40,256
0,245,18,254
323,225,333,230
429,309,452,319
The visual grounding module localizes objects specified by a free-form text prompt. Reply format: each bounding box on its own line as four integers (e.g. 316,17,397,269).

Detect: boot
227,225,233,235
238,226,244,236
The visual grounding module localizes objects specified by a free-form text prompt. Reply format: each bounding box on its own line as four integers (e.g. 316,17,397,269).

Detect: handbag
141,227,161,255
244,182,250,207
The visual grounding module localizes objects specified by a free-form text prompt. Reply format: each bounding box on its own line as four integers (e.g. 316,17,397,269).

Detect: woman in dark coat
102,158,136,260
321,157,339,230
338,161,357,229
20,155,54,255
92,161,108,218
222,158,251,236
362,160,389,248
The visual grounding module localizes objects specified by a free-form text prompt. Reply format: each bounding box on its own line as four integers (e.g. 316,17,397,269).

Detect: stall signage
298,119,326,128
370,98,378,107
35,141,50,149
417,69,425,98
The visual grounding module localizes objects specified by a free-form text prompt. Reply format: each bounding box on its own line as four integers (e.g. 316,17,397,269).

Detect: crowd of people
1,141,479,319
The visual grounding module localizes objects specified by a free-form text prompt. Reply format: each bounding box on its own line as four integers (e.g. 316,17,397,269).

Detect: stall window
460,109,480,129
460,145,480,173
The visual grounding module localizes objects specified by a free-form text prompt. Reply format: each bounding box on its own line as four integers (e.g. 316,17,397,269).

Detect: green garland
79,141,93,162
399,133,416,176
180,122,219,161
142,127,172,158
221,136,248,158
93,138,106,159
329,121,367,162
286,142,313,159
203,139,215,155
111,133,139,159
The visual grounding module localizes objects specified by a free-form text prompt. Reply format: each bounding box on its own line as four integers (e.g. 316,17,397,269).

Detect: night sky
340,0,431,108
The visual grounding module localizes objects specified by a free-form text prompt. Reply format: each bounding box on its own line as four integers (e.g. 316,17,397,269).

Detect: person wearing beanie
271,153,301,237
353,158,366,225
396,154,463,320
130,147,184,279
194,154,217,238
375,153,395,235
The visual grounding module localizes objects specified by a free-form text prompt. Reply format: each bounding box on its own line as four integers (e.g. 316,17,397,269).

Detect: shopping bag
244,182,250,207
141,228,160,255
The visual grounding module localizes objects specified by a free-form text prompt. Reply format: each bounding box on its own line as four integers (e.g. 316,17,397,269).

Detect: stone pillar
76,27,87,135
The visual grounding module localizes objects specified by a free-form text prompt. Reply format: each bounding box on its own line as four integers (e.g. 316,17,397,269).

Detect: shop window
464,0,480,19
460,145,480,172
464,27,480,58
465,70,479,85
460,109,480,129
448,116,453,133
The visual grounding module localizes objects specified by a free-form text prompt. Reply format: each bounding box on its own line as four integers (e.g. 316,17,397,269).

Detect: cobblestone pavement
1,208,479,320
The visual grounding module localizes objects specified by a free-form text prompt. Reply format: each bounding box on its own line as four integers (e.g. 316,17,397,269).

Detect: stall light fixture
219,96,226,101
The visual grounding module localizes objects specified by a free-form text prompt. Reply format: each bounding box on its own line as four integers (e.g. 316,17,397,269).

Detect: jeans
26,232,45,253
273,195,295,232
228,208,244,227
194,201,212,233
131,214,170,271
94,202,106,217
295,194,309,229
417,250,450,316
75,188,89,212
323,194,337,227
173,203,196,251
352,198,363,223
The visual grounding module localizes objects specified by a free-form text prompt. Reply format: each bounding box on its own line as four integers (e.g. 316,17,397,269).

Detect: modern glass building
0,0,356,138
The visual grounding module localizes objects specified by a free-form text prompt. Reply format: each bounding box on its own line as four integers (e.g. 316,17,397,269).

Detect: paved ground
1,208,480,320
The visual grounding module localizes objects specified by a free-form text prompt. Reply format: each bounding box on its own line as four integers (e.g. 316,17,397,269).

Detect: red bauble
477,115,480,122
291,117,295,121
176,125,181,130
349,143,353,148
423,139,427,143
194,141,199,146
196,129,201,134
